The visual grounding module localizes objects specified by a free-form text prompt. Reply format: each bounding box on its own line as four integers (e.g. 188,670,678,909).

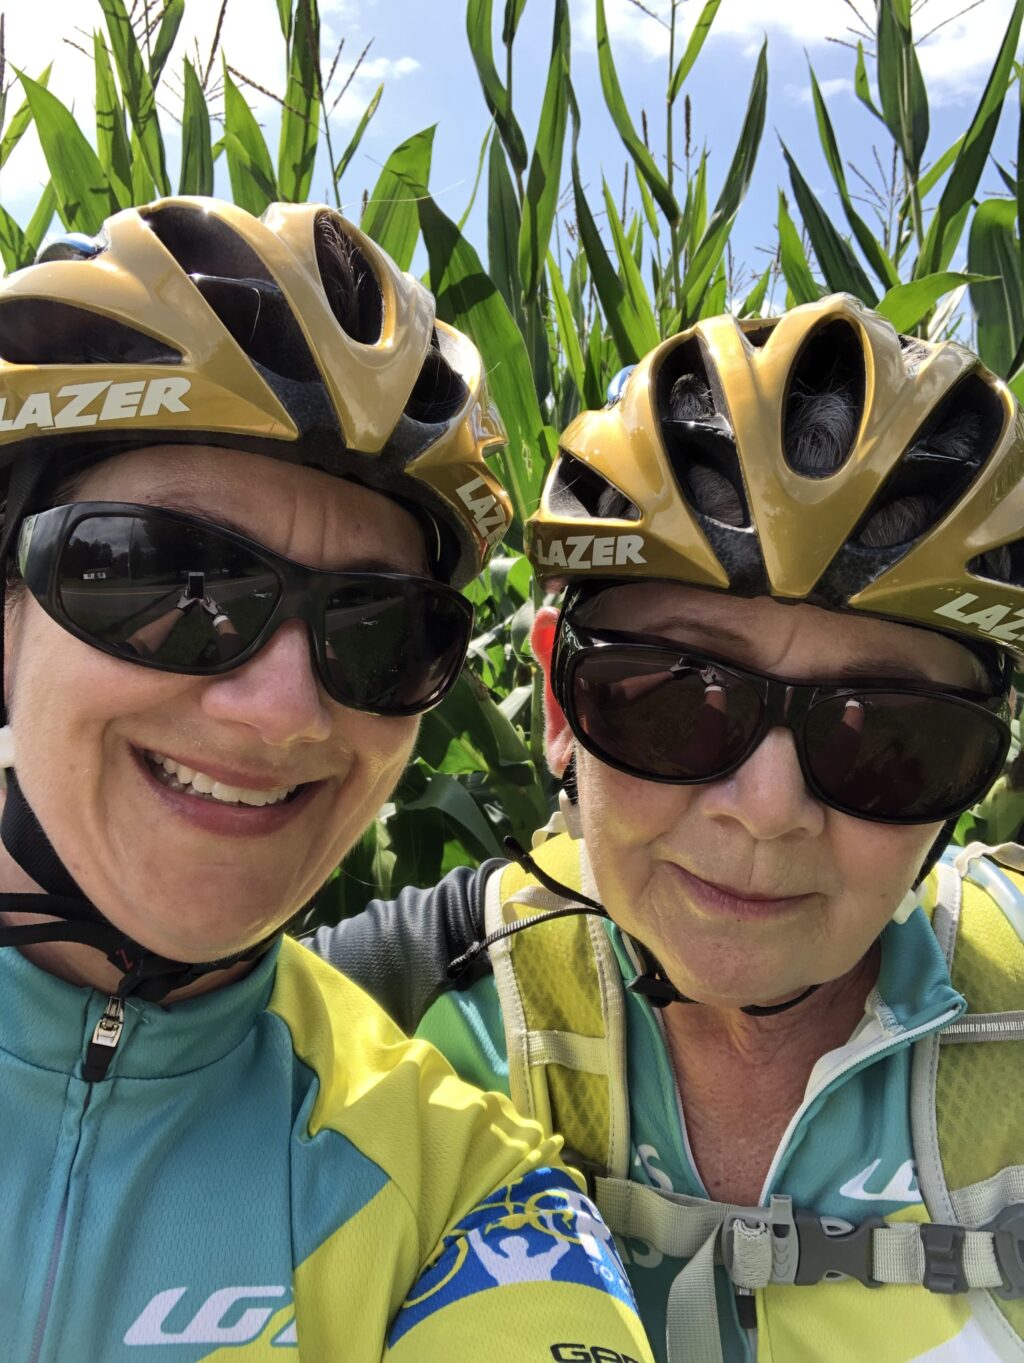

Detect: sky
1,0,1020,305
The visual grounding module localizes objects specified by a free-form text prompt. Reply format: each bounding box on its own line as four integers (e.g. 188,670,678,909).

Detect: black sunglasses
17,502,474,717
554,618,1011,825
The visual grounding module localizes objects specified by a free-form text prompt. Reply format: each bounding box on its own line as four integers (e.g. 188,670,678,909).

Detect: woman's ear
531,605,573,777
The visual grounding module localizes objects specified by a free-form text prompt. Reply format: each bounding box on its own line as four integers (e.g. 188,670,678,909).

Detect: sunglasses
554,618,1011,824
17,502,474,717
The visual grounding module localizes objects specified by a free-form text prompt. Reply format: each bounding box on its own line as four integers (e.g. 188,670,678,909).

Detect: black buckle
793,1213,884,1287
920,1223,968,1294
986,1204,1024,1300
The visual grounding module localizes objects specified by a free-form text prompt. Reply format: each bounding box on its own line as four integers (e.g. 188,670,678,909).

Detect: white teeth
145,751,297,808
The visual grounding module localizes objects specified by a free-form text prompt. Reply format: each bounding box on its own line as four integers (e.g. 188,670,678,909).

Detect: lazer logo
123,1286,295,1348
933,592,1024,644
0,378,191,433
456,475,506,546
551,1347,642,1362
534,534,646,571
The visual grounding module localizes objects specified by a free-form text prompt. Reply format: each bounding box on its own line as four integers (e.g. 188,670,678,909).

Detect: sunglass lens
570,650,763,780
58,514,279,668
804,692,1006,821
322,581,471,713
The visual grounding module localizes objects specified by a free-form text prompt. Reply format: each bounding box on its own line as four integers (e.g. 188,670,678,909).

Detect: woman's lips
666,861,816,921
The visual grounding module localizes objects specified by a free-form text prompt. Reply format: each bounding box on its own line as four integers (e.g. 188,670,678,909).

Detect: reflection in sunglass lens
571,651,764,779
323,581,470,712
804,692,1005,821
57,514,279,667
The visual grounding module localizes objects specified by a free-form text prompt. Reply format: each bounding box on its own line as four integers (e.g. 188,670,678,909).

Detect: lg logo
123,1286,296,1347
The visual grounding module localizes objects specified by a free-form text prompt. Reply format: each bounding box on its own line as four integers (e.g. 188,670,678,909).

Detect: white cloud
786,76,854,106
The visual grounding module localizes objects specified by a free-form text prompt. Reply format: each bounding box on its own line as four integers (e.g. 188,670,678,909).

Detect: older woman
0,198,653,1363
314,295,1024,1363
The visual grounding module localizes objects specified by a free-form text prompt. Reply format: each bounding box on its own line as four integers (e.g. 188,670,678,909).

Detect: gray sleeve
302,860,504,1035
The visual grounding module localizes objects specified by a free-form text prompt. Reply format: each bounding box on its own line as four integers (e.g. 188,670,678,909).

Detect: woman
313,295,1024,1362
0,198,653,1362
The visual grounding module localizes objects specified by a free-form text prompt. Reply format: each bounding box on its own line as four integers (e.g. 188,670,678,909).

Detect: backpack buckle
919,1223,968,1294
792,1212,885,1287
986,1204,1024,1300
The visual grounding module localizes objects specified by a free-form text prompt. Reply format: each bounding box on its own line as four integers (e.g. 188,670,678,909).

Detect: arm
303,860,504,1035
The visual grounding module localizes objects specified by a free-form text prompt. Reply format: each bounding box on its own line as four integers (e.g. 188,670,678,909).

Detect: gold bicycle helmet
528,293,1024,661
0,196,511,586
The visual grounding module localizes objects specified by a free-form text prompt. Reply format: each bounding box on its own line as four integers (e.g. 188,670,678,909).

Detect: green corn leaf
518,0,569,301
276,0,293,43
685,149,708,264
915,132,965,201
17,71,119,234
457,127,494,230
503,0,528,44
333,82,382,185
94,33,132,207
635,163,660,240
466,0,528,174
278,0,321,203
487,137,524,321
854,41,883,122
595,0,679,223
222,64,279,214
878,270,989,334
99,0,170,196
130,127,156,203
547,249,587,401
679,41,767,323
601,178,659,352
583,313,605,410
777,191,820,304
808,64,898,290
918,0,1024,276
0,63,51,172
781,141,877,305
180,56,214,196
0,207,29,274
739,263,771,318
700,257,727,318
668,0,723,103
361,125,434,270
876,0,929,175
968,199,1022,377
150,0,184,87
994,160,1018,197
402,771,503,860
25,181,58,258
1018,68,1024,282
419,191,551,522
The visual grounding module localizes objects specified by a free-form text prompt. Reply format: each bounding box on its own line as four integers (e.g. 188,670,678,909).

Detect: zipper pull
83,994,125,1082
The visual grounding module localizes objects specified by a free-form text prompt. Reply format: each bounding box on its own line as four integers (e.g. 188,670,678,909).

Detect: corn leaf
601,178,659,352
99,0,170,196
0,207,28,274
635,163,660,240
17,71,119,234
222,64,279,214
808,64,898,289
361,125,434,270
854,41,883,122
878,270,988,334
685,149,708,264
518,0,569,301
595,0,678,223
487,137,524,322
180,56,214,196
150,0,185,87
333,83,382,186
918,0,1023,276
739,263,771,318
278,0,321,203
778,191,820,304
781,142,877,305
548,249,587,401
700,257,727,318
876,0,929,175
503,0,528,44
0,63,51,172
968,200,1022,377
668,0,723,103
276,0,293,43
466,0,527,174
679,41,767,323
419,191,550,522
94,33,132,207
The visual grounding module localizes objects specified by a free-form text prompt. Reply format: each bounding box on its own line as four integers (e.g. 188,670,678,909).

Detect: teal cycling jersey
0,934,653,1363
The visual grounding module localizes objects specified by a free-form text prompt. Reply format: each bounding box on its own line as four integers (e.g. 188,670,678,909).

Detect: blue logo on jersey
388,1169,637,1345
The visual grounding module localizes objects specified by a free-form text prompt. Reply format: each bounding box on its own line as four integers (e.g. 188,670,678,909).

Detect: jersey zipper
83,994,125,1081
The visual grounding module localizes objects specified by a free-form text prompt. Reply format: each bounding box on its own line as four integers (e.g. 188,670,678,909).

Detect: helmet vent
899,334,932,376
853,374,1004,550
969,540,1024,588
404,332,468,423
314,211,383,345
0,300,180,365
739,321,777,350
547,451,639,521
144,203,274,283
782,319,865,478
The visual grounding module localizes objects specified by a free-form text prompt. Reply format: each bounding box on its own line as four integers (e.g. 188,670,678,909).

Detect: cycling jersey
0,932,653,1362
308,843,1024,1363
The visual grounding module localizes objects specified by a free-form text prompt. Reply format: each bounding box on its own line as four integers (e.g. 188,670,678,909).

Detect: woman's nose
199,620,333,747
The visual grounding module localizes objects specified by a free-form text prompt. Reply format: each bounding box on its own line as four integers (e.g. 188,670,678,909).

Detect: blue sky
2,0,1021,312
